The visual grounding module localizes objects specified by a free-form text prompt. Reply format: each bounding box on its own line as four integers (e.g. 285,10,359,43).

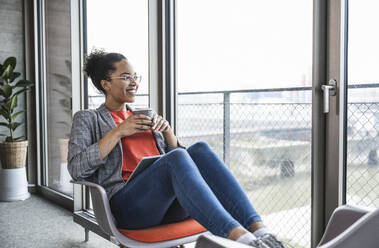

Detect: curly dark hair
83,49,127,94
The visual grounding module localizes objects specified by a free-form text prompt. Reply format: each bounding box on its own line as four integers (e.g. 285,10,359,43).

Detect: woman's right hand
116,114,153,138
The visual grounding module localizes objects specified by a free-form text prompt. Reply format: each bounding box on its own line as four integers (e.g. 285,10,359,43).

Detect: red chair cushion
118,217,207,243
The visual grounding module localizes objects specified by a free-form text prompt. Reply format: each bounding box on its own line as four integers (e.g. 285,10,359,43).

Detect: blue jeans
109,141,261,237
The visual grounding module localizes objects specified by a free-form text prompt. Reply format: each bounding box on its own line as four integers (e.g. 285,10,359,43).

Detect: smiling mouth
126,88,137,94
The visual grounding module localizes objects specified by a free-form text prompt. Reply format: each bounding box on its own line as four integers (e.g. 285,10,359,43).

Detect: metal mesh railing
226,102,312,248
177,94,312,248
88,94,149,109
177,103,224,157
346,102,379,208
177,90,379,248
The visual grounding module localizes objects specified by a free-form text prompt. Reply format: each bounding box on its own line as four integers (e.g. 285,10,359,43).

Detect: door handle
321,79,337,113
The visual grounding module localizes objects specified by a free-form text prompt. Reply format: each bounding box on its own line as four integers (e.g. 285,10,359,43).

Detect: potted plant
0,56,33,201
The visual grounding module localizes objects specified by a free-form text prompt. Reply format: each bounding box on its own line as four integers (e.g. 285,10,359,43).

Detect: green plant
52,59,72,138
0,57,33,142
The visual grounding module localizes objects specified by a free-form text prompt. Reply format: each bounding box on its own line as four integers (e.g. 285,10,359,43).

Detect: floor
0,193,198,248
0,193,120,248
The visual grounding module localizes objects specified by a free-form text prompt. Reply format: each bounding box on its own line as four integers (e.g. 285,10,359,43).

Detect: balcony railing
87,85,378,191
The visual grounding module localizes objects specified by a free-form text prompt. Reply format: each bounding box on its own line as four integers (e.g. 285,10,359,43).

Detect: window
86,0,149,109
346,0,379,208
177,0,313,246
44,0,73,196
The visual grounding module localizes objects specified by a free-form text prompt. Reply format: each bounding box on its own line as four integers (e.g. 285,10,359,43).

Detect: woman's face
102,59,139,103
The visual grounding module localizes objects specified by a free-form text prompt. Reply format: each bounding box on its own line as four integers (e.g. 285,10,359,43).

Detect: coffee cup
133,108,156,120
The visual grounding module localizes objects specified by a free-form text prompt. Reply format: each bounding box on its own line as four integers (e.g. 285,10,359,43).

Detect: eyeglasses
110,74,142,83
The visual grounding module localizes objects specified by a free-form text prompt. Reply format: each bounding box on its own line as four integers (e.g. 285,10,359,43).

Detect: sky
86,0,379,95
348,0,379,84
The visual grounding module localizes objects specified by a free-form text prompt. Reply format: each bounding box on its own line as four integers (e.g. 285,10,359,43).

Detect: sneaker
250,238,270,248
256,233,285,248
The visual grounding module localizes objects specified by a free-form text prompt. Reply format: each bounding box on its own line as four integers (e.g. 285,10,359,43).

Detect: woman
68,50,285,248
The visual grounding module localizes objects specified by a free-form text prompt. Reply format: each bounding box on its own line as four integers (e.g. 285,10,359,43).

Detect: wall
0,1,26,146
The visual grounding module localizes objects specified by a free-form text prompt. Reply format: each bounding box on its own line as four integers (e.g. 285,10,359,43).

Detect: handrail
88,83,379,98
178,86,312,95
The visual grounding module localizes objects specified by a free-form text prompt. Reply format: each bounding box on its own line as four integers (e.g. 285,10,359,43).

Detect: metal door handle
321,79,337,113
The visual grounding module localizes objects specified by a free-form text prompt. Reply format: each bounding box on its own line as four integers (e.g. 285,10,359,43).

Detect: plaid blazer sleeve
67,111,107,180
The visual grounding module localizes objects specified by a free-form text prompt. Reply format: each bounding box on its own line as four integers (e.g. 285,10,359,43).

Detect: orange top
110,109,160,181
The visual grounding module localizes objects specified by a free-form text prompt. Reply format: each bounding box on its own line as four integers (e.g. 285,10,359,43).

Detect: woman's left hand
151,115,171,133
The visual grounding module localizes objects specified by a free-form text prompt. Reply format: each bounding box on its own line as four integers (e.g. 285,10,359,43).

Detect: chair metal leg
85,228,89,242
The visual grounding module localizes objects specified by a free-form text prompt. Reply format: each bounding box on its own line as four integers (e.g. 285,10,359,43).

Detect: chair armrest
70,179,118,237
317,207,379,248
317,205,369,246
70,179,104,189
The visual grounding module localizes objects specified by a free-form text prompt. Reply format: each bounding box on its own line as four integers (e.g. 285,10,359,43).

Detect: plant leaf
57,121,71,128
53,73,71,82
4,99,10,111
13,136,25,141
10,122,22,131
10,95,18,111
58,80,71,90
15,79,33,88
5,95,18,113
64,109,72,117
0,122,9,127
1,57,16,81
3,57,16,70
0,65,11,80
0,106,9,119
52,89,71,98
10,72,21,82
0,85,12,98
0,104,8,111
13,88,28,97
0,134,7,136
5,136,13,142
59,98,70,108
11,110,25,121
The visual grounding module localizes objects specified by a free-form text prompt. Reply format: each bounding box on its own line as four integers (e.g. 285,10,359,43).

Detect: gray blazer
67,103,184,200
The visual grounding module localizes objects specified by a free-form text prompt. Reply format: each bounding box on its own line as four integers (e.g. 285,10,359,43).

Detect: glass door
345,1,379,208
323,0,379,242
176,1,313,247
